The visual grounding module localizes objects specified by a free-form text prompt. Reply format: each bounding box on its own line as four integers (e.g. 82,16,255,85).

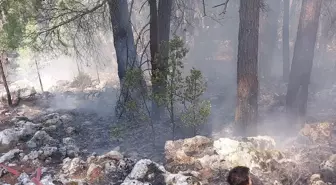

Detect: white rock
213,138,240,156
26,131,58,148
40,175,55,185
0,122,39,145
0,149,22,163
99,150,123,161
22,151,39,162
62,157,86,176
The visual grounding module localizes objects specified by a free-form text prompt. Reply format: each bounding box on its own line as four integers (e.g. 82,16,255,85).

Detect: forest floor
1,70,336,184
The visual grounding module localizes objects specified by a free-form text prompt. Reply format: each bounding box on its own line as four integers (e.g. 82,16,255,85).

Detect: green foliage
181,68,211,135
116,67,149,124
153,36,211,137
0,0,37,50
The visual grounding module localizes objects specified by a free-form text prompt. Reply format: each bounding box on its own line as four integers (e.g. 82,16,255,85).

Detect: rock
22,151,39,162
0,122,40,145
165,173,201,185
165,136,284,184
62,157,86,176
45,118,62,126
0,149,22,163
121,180,151,185
117,158,135,174
123,159,166,184
42,125,57,132
243,135,276,150
0,129,20,145
0,166,8,178
213,138,240,156
26,131,58,148
310,174,331,185
20,87,37,99
60,114,73,124
98,150,123,162
104,161,117,173
38,146,58,160
165,136,214,172
320,154,336,183
65,127,76,135
86,163,103,182
17,172,34,185
122,159,200,185
40,175,56,185
60,138,80,158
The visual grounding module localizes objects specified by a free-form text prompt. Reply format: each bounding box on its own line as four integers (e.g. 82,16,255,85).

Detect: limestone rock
86,163,103,182
310,174,331,185
62,157,86,176
165,135,284,184
0,149,22,163
26,131,58,148
60,137,80,158
0,122,40,145
320,154,336,183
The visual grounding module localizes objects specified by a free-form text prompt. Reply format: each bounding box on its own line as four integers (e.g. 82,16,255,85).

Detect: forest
0,0,336,185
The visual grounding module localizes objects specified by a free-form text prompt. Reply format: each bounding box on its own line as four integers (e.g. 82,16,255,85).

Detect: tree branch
37,0,107,36
213,0,230,15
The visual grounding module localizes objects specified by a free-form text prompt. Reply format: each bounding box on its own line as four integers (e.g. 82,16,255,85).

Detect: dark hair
227,166,250,185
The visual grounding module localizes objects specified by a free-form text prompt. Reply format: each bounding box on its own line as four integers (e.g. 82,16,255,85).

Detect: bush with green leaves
181,68,211,136
153,36,211,138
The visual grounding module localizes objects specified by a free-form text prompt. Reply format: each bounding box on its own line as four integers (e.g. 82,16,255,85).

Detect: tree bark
0,57,12,106
151,0,173,121
107,0,139,82
108,0,146,118
283,0,290,82
286,0,322,124
149,0,160,121
235,0,260,137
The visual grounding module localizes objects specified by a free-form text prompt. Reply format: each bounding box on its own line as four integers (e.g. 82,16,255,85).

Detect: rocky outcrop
1,108,336,185
164,135,336,185
0,121,40,145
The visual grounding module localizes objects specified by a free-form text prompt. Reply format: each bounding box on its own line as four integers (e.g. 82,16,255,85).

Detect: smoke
3,0,336,144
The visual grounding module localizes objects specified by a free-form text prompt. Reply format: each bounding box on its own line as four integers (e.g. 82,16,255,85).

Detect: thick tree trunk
235,0,260,137
107,0,139,82
0,58,12,106
149,0,160,121
108,0,146,118
283,0,290,82
151,0,173,121
259,0,281,79
286,0,322,124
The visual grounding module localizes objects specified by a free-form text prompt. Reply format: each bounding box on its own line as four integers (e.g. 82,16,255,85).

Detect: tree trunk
259,0,281,80
0,58,12,106
286,0,322,125
35,59,44,92
95,62,100,84
149,0,160,121
107,0,139,82
151,0,173,121
283,0,290,82
108,0,146,118
235,0,260,137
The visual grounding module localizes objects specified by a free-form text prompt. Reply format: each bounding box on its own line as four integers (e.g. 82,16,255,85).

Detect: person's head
227,166,252,185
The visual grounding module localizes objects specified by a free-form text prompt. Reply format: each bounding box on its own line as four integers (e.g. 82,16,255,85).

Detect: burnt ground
1,73,336,167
